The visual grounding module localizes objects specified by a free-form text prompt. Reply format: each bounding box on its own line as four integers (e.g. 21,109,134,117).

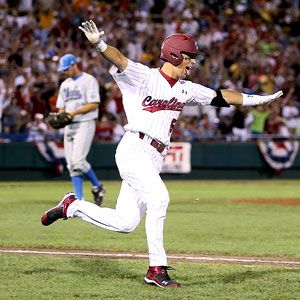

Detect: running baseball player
41,21,283,288
55,53,104,205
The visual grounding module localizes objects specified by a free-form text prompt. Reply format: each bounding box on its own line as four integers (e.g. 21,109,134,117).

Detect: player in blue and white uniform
56,54,104,205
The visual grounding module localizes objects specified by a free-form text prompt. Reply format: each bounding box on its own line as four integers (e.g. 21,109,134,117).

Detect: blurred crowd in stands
0,0,300,143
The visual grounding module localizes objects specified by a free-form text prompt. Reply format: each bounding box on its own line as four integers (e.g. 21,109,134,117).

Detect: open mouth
184,66,193,75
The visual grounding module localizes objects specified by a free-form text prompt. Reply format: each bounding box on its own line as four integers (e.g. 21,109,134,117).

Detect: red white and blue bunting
257,139,299,171
36,141,66,175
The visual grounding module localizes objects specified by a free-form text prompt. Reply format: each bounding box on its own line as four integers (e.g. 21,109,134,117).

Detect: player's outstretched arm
79,20,128,71
219,89,283,106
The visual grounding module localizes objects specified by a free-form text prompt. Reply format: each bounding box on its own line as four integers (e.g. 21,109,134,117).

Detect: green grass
1,255,299,300
0,180,300,299
0,180,299,257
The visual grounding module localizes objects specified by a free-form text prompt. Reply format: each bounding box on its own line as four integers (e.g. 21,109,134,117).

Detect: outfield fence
1,140,300,181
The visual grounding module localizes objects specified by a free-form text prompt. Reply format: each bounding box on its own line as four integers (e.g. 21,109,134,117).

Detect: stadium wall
1,142,300,181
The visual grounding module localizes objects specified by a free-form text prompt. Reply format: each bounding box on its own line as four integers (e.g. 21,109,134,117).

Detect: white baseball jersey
109,60,215,145
56,72,100,122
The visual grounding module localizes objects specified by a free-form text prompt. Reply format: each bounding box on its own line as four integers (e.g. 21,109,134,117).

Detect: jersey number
169,118,177,134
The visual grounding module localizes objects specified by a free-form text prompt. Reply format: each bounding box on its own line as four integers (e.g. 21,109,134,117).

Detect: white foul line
0,249,299,267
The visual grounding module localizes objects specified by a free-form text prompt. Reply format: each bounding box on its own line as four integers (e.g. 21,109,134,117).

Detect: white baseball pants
67,131,170,266
64,120,96,176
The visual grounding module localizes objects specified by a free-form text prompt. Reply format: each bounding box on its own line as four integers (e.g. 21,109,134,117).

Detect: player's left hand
79,20,105,44
47,112,73,129
259,90,283,105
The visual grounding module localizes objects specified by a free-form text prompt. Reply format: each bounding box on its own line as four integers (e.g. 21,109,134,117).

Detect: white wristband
94,40,108,52
242,91,283,106
242,93,262,106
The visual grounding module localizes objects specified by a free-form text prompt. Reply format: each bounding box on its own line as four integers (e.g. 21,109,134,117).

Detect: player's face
176,54,196,79
62,64,76,77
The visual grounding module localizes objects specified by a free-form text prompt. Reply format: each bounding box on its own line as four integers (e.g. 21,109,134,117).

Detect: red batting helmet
160,33,199,66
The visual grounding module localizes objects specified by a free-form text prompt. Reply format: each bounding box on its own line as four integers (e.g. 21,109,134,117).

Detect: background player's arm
68,103,99,117
57,103,98,117
79,20,128,71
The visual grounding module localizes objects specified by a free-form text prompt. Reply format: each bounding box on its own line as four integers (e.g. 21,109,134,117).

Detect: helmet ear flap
169,51,184,65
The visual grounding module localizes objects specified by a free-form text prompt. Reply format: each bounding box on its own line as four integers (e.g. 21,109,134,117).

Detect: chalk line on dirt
1,248,299,267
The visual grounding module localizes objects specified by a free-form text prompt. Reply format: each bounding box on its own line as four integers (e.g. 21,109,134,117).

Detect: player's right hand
79,20,105,44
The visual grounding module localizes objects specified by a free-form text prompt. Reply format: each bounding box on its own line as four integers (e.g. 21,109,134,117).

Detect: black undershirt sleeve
210,90,230,107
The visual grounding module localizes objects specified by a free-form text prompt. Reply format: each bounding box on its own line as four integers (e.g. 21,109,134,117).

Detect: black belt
139,132,166,154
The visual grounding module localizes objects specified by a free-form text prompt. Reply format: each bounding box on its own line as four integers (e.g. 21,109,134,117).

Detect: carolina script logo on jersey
142,96,185,113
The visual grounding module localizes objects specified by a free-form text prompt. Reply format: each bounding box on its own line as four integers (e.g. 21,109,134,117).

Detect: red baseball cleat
41,192,77,226
144,266,181,288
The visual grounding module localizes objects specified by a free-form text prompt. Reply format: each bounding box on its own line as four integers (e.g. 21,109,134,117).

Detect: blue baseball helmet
57,54,77,72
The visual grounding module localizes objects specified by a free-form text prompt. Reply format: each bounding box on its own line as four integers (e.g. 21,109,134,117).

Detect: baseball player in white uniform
56,54,105,205
42,21,283,288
